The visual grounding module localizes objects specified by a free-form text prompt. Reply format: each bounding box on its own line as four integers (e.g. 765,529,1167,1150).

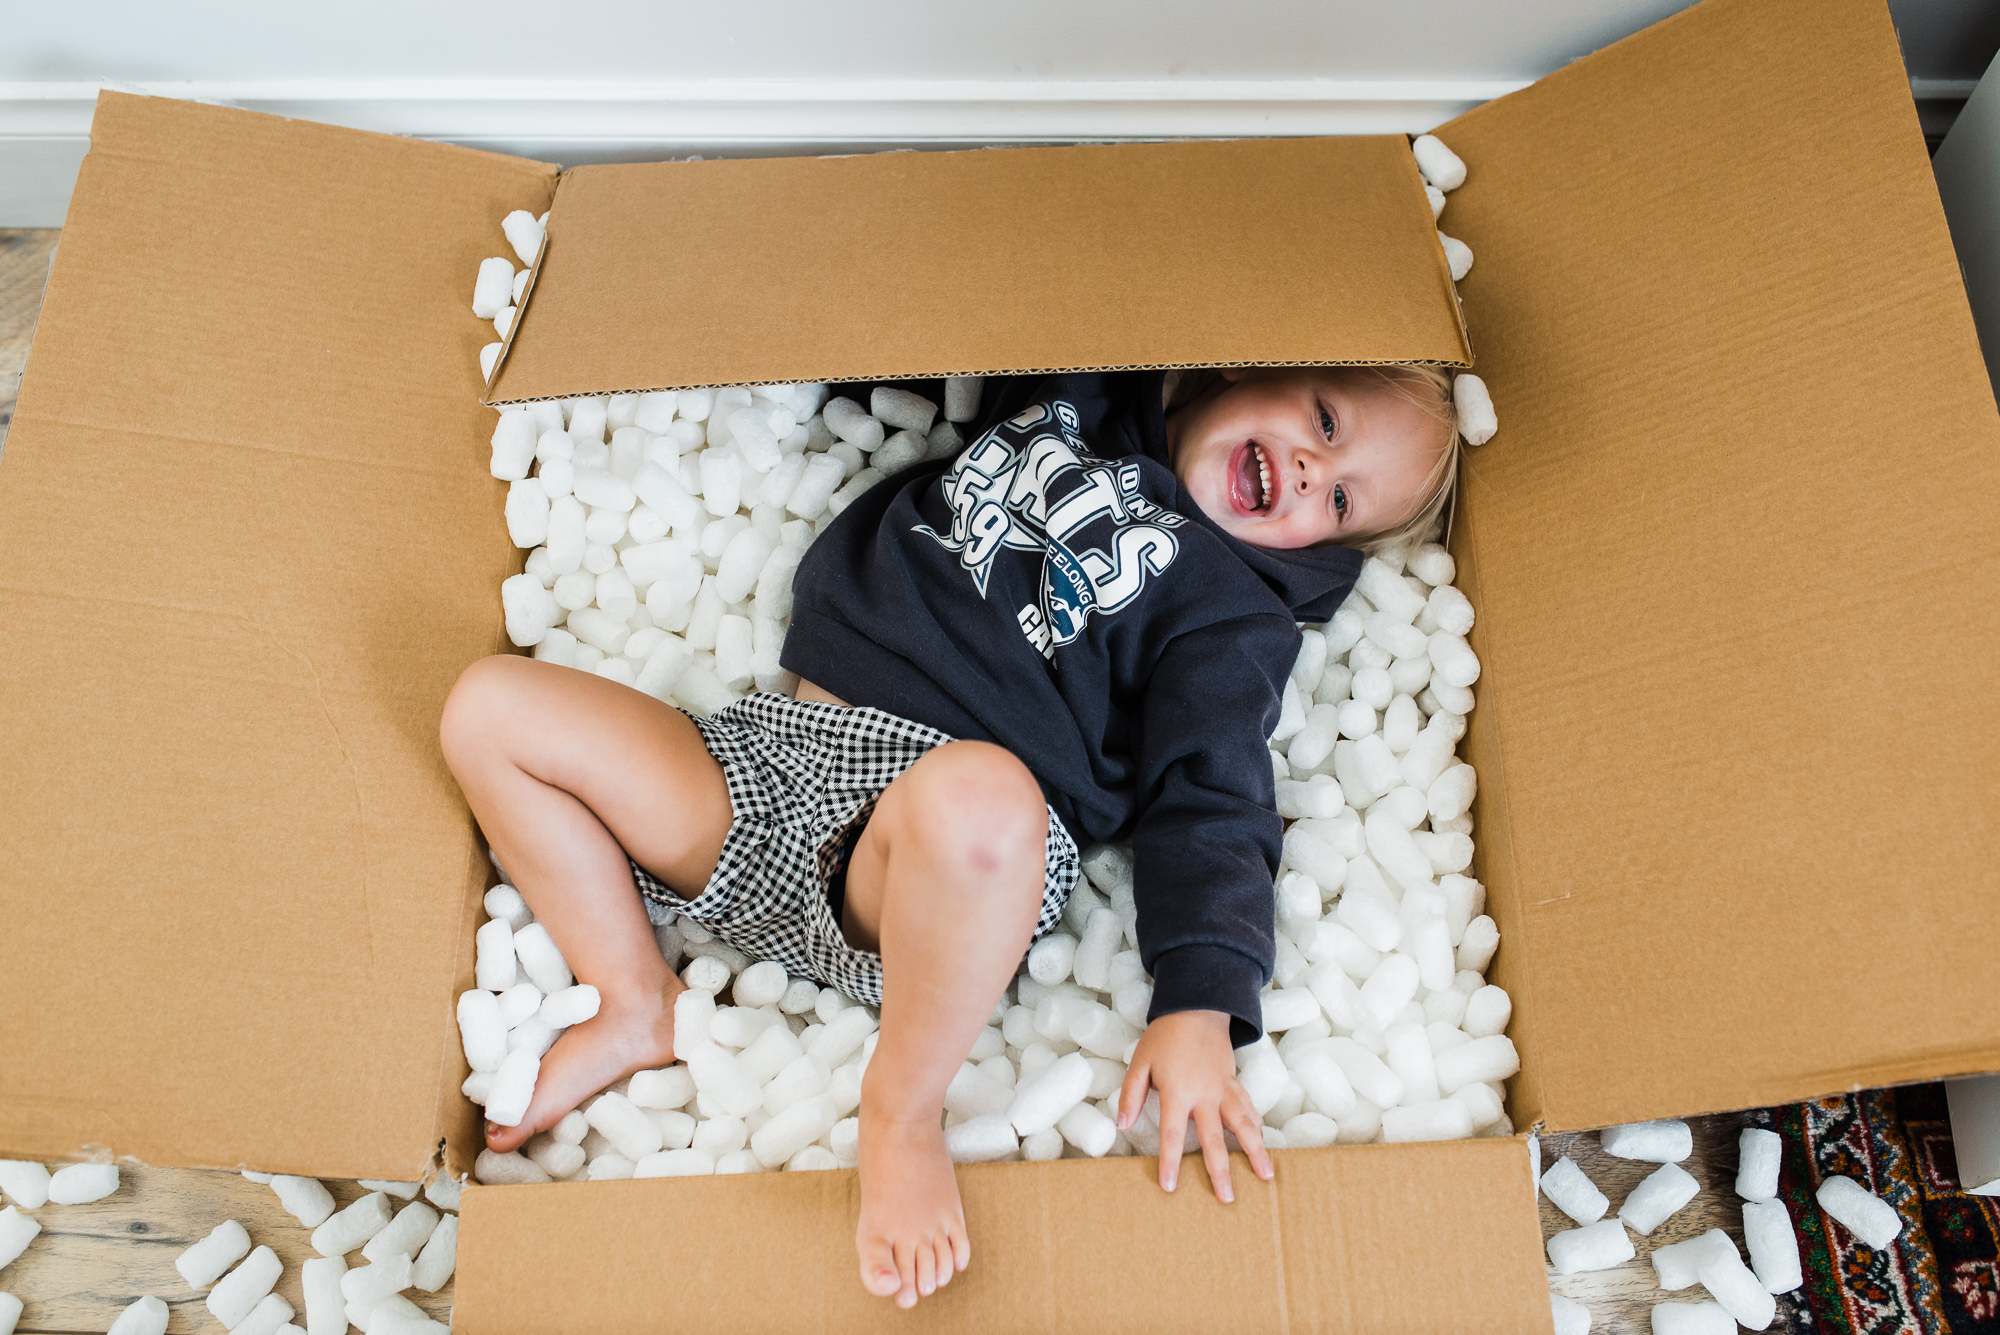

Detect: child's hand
1116,1009,1274,1203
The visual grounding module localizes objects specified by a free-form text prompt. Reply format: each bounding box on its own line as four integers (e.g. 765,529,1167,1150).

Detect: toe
932,1235,954,1287
916,1239,937,1296
859,1237,901,1298
950,1223,972,1273
896,1241,919,1309
485,1118,534,1154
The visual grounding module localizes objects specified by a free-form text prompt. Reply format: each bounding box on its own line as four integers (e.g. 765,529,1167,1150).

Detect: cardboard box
3,0,1996,1329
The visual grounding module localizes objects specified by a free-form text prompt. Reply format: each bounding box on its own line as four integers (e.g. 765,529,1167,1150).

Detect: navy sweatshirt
781,370,1363,1045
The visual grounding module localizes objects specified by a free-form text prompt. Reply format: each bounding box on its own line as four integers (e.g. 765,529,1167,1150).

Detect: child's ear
1219,367,1245,383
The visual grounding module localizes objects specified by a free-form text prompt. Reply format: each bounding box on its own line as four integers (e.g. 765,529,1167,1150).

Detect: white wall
1933,44,2000,409
2,0,1994,224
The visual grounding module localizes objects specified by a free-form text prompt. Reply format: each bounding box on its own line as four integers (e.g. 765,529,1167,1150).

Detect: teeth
1255,445,1270,510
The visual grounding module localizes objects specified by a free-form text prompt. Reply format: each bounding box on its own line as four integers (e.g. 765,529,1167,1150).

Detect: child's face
1166,367,1446,550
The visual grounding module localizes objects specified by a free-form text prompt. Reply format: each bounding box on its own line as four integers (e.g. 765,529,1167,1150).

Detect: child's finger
1155,1094,1190,1191
1226,1097,1275,1182
1195,1105,1235,1204
1117,1060,1152,1129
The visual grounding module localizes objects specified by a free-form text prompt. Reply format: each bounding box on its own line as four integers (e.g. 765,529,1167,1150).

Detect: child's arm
1120,612,1301,1198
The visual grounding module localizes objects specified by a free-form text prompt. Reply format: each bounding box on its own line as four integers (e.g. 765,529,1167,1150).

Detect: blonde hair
1165,363,1463,556
1343,363,1461,558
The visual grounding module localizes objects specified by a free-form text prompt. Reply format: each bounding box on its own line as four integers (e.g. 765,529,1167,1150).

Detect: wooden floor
0,227,1804,1333
4,1169,454,1334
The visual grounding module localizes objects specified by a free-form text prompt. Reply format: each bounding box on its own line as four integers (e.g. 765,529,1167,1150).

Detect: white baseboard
0,77,1977,227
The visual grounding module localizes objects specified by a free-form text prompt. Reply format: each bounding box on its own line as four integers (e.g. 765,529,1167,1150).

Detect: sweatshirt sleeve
1128,613,1300,1048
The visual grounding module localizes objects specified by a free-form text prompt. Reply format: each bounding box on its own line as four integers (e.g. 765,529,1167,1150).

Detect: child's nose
1292,451,1325,495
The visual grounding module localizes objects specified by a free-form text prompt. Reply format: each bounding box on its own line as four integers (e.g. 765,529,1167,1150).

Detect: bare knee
439,653,536,767
884,741,1047,881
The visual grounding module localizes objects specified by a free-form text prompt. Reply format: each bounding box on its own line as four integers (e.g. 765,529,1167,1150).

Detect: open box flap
1431,0,2000,1135
488,135,1472,403
453,1138,1547,1334
0,91,557,1175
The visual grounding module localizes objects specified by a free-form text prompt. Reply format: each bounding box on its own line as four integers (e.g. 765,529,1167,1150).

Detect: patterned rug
1748,1083,2000,1333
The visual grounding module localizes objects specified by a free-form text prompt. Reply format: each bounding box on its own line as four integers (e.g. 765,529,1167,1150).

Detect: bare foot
485,980,683,1154
855,1113,971,1308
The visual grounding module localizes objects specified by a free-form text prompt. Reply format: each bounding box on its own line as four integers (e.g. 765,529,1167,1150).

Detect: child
440,362,1460,1309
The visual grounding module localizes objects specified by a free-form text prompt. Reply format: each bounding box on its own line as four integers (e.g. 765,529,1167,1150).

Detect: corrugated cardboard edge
479,227,547,396
490,136,1472,404
486,357,1478,405
454,1139,1548,1334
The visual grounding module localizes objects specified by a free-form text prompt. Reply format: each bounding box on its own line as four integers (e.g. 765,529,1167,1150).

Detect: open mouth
1230,441,1273,516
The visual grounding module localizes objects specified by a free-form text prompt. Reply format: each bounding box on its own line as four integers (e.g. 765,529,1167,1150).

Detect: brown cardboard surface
453,1140,1549,1334
1434,0,2000,1133
491,136,1471,403
0,92,557,1175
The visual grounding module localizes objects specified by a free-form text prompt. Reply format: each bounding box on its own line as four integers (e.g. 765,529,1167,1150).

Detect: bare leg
839,741,1051,1308
439,654,735,1153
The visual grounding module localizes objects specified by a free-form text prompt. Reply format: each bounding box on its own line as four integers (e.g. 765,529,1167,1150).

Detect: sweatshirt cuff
1146,943,1267,1048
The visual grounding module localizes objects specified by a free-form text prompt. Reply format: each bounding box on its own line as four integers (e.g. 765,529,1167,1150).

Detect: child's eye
1333,485,1348,518
1319,406,1336,440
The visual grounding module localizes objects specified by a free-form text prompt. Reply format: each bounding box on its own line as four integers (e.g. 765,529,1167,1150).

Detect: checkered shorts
625,692,1080,1006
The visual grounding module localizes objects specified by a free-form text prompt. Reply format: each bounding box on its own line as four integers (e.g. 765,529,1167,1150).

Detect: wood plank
2,1166,455,1335
0,228,59,459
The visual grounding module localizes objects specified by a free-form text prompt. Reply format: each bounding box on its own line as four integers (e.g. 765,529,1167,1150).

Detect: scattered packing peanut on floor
1618,1161,1701,1235
271,1174,336,1228
1546,1219,1635,1275
1650,1302,1736,1335
0,1293,19,1335
1539,1156,1609,1226
412,1213,460,1292
0,1165,48,1210
1695,1246,1777,1329
1650,1229,1739,1291
1736,1127,1782,1201
1599,1119,1693,1163
352,1293,429,1331
302,1254,347,1331
46,1162,118,1204
1742,1199,1804,1294
176,1218,253,1287
0,1211,34,1272
232,1292,296,1335
106,1295,170,1335
1816,1174,1904,1250
361,1200,440,1264
312,1191,393,1257
1549,1291,1592,1335
208,1244,283,1328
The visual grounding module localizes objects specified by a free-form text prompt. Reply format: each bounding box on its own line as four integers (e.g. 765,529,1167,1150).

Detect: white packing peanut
1816,1175,1903,1250
0,1209,39,1272
1411,134,1467,190
270,1175,336,1228
1600,1119,1693,1163
177,1218,252,1288
47,1163,119,1205
207,1244,284,1328
105,1296,171,1335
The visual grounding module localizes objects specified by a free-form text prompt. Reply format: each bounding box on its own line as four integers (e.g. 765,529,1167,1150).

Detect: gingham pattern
625,692,1079,1005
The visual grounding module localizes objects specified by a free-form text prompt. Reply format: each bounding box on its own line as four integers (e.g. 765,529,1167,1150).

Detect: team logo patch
915,400,1182,654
